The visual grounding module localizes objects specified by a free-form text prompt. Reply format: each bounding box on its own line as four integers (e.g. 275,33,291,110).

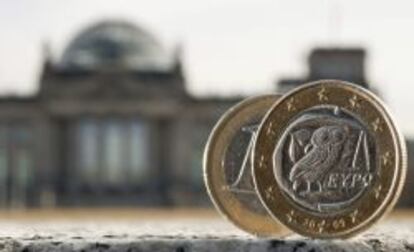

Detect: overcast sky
1,0,414,135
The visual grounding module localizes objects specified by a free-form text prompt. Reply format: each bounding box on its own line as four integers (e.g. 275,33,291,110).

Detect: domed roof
59,20,174,71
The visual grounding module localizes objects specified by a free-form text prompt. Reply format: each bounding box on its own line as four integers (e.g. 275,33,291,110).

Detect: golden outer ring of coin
252,80,407,239
203,94,289,236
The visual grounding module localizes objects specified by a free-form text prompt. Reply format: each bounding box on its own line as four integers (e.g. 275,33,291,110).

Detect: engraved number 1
228,125,258,193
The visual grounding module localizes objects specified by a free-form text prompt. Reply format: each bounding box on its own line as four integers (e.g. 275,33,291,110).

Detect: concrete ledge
0,217,413,251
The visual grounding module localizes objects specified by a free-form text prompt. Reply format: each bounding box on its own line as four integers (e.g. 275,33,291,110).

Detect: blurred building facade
0,20,239,208
277,48,369,92
0,20,411,208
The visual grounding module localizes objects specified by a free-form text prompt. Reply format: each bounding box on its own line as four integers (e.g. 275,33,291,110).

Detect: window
76,118,150,188
77,120,99,184
0,124,34,208
0,126,7,205
103,120,125,185
14,147,31,192
128,120,149,183
11,126,33,204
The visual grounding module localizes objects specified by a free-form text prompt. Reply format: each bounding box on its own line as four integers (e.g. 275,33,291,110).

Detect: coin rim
252,80,407,239
203,94,288,236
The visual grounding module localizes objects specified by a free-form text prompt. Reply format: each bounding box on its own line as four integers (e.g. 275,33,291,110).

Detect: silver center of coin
273,105,377,213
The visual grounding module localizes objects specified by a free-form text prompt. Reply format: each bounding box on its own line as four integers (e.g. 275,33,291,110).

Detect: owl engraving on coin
274,105,377,213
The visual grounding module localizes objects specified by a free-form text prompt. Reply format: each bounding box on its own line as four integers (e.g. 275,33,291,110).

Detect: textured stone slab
0,214,412,251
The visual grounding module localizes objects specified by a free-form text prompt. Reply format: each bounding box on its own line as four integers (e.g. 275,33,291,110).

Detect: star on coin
349,95,361,109
374,185,383,199
317,87,328,102
350,210,359,223
372,118,383,132
382,151,392,166
286,210,296,223
287,98,296,111
265,186,274,200
266,122,276,137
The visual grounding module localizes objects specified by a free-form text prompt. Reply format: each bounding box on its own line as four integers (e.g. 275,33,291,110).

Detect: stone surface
0,211,412,251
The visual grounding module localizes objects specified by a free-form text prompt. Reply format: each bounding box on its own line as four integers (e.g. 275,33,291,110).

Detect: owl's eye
320,131,329,142
332,130,345,142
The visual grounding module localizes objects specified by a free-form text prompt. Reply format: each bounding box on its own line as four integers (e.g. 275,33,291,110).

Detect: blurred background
0,0,413,212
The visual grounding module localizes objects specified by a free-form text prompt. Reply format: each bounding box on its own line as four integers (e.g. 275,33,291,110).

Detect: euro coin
204,94,288,236
253,80,406,239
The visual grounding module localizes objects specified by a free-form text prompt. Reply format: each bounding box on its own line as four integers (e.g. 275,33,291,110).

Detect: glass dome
59,20,173,71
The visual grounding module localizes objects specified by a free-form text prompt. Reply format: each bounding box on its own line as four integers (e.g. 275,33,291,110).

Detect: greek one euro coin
204,95,288,236
253,80,406,239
